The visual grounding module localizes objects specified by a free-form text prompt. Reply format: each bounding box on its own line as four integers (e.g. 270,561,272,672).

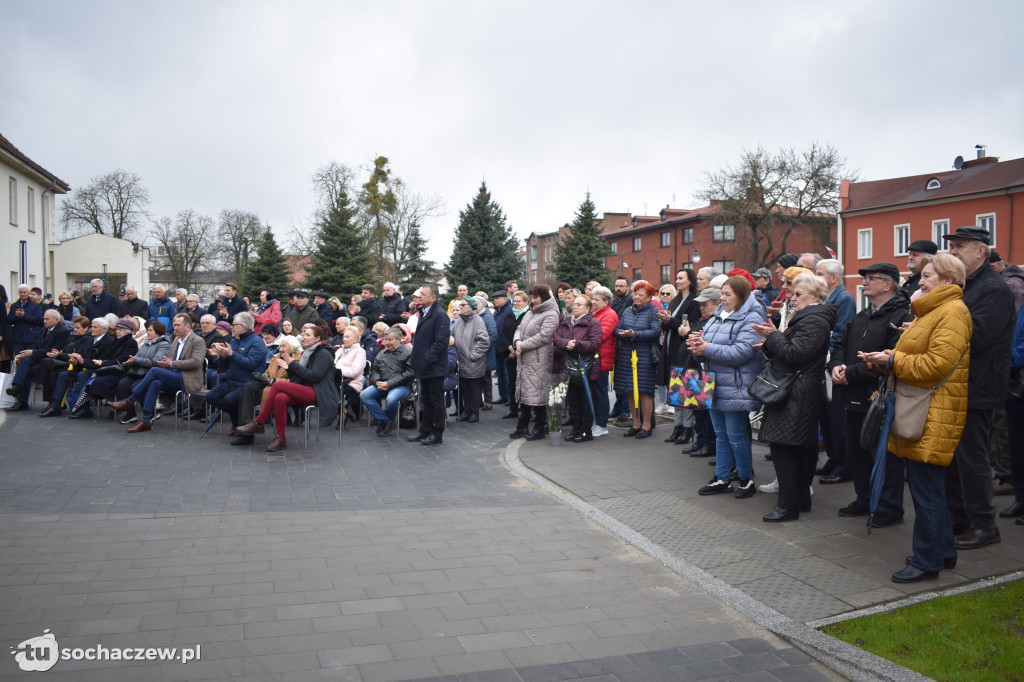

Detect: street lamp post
620,254,629,278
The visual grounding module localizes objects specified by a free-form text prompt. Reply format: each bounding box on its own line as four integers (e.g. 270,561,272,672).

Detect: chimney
976,144,987,159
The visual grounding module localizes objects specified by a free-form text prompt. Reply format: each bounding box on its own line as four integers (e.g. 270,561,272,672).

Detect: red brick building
602,203,834,286
524,212,632,288
838,152,1024,306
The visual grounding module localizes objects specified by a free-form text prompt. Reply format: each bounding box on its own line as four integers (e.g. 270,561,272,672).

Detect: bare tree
59,169,151,240
152,209,215,288
217,209,263,282
383,183,446,283
696,143,855,268
288,161,358,256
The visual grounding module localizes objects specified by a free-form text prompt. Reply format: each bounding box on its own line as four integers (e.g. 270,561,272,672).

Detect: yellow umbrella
631,347,639,407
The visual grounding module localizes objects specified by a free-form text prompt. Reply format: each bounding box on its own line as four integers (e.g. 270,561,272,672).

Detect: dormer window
926,178,941,190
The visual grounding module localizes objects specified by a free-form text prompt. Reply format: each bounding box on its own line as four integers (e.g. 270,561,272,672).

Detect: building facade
838,152,1024,307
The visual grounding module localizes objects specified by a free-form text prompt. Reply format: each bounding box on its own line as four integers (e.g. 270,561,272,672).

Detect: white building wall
2,163,54,296
50,233,153,297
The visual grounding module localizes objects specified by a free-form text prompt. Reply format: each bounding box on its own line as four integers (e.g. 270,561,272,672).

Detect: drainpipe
40,180,59,296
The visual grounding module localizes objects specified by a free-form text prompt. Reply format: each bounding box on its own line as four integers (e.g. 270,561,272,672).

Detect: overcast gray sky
3,0,1022,266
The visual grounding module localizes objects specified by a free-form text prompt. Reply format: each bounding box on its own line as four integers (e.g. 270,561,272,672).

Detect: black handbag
93,362,124,377
860,373,894,451
747,362,802,406
563,354,596,385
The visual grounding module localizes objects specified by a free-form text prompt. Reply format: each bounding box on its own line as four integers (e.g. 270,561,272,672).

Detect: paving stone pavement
0,407,841,681
519,423,1024,624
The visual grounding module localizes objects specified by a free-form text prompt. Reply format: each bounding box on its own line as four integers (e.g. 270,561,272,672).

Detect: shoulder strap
932,351,967,391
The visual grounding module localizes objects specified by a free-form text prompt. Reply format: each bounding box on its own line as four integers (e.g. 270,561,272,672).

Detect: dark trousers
132,368,185,420
49,369,81,407
845,410,904,515
566,380,593,434
42,364,73,403
515,405,548,434
906,457,957,572
1006,403,1024,506
481,370,493,404
946,408,997,530
593,372,610,428
505,360,518,412
206,378,247,426
418,376,446,438
84,372,124,399
821,385,848,476
237,380,265,426
459,376,483,417
771,442,816,511
495,361,509,402
612,393,629,415
694,409,714,449
12,356,41,402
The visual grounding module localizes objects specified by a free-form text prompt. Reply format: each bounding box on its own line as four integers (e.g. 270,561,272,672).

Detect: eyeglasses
861,275,888,283
659,292,672,296
791,291,807,298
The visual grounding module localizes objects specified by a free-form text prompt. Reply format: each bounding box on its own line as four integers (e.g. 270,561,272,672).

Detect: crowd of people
3,226,1024,584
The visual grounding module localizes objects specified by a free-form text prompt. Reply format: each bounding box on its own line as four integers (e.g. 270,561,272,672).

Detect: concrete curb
504,440,931,682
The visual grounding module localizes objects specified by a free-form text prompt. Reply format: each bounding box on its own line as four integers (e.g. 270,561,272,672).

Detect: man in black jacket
828,262,913,527
219,283,248,323
407,284,451,445
378,282,409,326
4,309,70,410
944,226,1015,549
83,278,119,319
359,327,415,438
118,286,150,319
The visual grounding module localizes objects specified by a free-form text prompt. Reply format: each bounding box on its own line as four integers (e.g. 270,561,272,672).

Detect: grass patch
823,578,1024,682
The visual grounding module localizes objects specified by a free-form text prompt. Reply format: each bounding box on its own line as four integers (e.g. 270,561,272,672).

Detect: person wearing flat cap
902,239,939,298
942,226,1015,549
313,292,335,325
285,290,318,329
826,261,913,525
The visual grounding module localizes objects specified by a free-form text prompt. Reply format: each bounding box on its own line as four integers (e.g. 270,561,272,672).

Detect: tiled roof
843,156,1024,214
605,203,832,238
0,132,71,192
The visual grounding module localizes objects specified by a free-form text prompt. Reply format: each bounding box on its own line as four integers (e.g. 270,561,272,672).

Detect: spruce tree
243,226,292,299
552,192,612,287
304,184,374,300
445,182,522,294
395,222,434,289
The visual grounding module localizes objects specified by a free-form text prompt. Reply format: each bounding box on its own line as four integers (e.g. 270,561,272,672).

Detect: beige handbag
892,354,964,441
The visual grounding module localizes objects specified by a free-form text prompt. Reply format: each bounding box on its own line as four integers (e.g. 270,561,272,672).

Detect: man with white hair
5,284,44,358
83,278,119,319
174,288,189,312
378,282,409,326
943,226,1015,550
797,253,823,270
4,309,70,410
118,286,150,319
204,312,268,433
149,285,176,329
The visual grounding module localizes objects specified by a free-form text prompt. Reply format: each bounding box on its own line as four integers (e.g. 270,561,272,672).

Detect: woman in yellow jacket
860,253,971,583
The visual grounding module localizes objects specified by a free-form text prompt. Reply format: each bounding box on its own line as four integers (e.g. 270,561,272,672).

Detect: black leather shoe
998,500,1024,518
524,430,545,441
818,474,851,485
955,527,1001,550
68,406,93,419
406,433,425,442
815,461,835,476
799,502,812,513
467,414,479,423
635,428,653,439
501,410,518,419
1016,517,1023,525
574,432,593,443
623,426,640,437
869,512,904,528
905,555,957,570
564,431,580,442
39,404,62,418
377,419,396,438
892,565,939,583
763,507,799,522
458,414,471,422
688,446,711,458
509,429,528,439
481,403,493,411
5,385,21,398
5,399,27,412
838,501,869,517
684,441,704,454
448,410,459,417
664,426,683,443
421,434,442,445
229,435,254,446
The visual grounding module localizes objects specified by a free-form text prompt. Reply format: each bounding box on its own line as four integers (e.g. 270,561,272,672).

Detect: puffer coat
513,296,559,406
131,334,171,373
701,294,765,412
887,284,971,466
593,305,619,372
552,312,602,381
613,301,661,395
453,310,489,379
758,303,836,448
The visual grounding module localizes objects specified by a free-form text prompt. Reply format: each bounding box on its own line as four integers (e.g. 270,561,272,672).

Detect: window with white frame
856,285,868,311
712,224,735,242
633,236,642,252
660,265,671,283
609,241,617,255
713,259,735,273
894,224,909,256
8,177,16,225
26,187,35,233
932,220,950,251
660,231,670,248
977,213,996,246
857,228,872,259
682,228,693,244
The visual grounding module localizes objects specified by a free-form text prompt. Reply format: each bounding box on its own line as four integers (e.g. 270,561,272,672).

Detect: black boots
663,426,694,444
509,409,531,439
525,406,548,441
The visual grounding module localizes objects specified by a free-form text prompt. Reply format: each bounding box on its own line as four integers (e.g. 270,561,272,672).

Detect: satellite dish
953,156,964,170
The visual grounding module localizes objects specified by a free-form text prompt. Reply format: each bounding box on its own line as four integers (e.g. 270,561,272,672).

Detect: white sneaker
758,479,779,493
592,425,609,437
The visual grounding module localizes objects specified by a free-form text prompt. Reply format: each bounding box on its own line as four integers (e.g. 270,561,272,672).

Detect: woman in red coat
590,286,620,437
553,294,604,442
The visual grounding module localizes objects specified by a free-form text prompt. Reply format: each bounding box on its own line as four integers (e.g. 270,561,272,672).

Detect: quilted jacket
887,284,971,466
513,296,559,406
758,304,836,448
552,312,603,381
613,302,661,395
701,294,765,412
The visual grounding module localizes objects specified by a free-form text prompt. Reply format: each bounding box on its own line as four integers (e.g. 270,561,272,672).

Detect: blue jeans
709,409,753,481
359,384,411,422
905,457,957,572
131,367,185,420
612,393,628,416
592,372,610,427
